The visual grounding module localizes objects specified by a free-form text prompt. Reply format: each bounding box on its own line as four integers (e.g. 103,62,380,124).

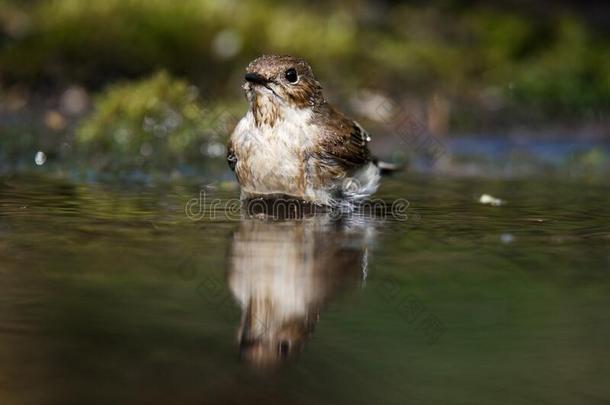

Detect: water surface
1,173,609,404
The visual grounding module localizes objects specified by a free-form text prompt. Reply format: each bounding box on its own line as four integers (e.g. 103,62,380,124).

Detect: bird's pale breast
231,109,318,199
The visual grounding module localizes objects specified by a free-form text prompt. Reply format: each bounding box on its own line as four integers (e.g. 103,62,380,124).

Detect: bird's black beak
245,72,268,85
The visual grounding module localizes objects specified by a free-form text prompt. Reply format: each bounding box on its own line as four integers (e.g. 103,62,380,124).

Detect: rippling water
1,173,609,404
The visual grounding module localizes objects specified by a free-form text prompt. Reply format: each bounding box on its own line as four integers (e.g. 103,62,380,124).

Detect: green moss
76,71,236,172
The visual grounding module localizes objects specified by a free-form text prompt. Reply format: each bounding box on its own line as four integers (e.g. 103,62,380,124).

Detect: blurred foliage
1,0,609,127
75,71,237,172
1,0,609,177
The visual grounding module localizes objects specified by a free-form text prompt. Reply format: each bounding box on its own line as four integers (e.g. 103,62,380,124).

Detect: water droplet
34,151,46,166
206,142,225,157
500,233,514,244
114,128,131,144
140,143,153,157
479,194,504,206
60,86,89,116
211,30,242,59
142,116,156,132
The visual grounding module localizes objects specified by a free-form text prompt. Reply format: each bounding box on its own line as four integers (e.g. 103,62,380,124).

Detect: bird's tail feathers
374,160,403,175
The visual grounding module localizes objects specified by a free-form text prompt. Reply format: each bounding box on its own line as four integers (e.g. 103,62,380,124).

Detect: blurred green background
0,0,609,176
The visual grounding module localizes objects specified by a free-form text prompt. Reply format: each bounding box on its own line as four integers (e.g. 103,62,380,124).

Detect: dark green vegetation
0,0,610,114
1,0,609,175
1,174,609,404
2,0,609,121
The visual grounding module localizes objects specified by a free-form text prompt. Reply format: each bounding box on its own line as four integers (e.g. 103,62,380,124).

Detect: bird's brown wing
313,103,372,170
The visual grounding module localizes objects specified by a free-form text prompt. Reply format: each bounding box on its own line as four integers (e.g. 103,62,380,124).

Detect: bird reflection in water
226,199,377,367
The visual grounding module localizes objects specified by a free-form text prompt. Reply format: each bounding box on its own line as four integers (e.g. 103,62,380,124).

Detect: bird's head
243,55,323,126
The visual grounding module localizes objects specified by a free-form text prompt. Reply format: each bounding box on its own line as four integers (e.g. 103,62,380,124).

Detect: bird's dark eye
284,68,298,83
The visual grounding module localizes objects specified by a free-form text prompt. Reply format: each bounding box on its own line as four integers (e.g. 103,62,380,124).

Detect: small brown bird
228,54,387,205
